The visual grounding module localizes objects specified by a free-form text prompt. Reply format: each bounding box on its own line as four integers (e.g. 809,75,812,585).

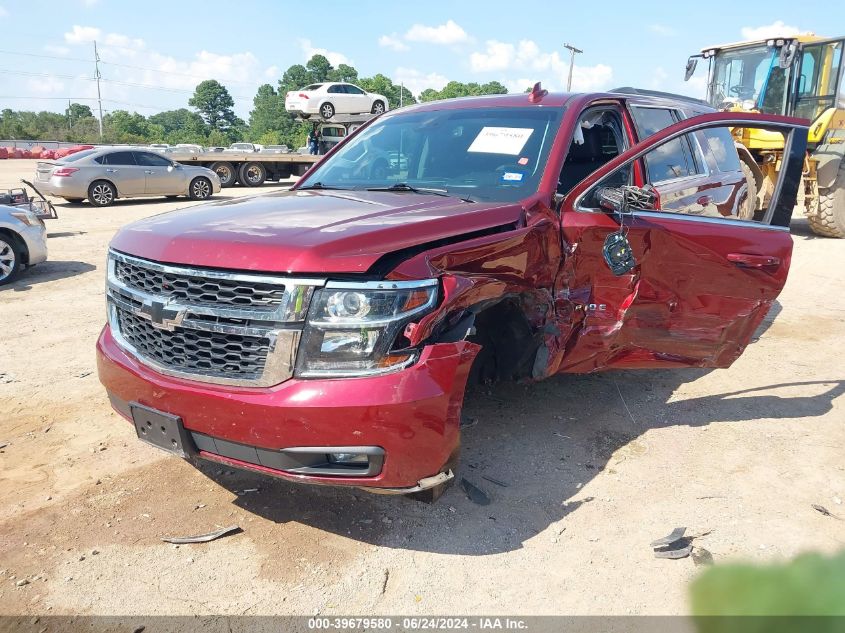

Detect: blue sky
1,0,842,118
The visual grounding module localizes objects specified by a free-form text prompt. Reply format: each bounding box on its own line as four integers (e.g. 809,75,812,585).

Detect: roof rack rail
609,87,710,107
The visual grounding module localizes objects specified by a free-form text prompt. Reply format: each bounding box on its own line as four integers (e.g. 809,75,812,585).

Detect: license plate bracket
130,402,195,458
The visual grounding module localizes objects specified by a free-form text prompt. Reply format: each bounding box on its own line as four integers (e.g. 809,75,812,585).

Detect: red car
97,86,808,499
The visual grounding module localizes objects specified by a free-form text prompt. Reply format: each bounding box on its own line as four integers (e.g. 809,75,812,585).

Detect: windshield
710,45,789,114
299,106,563,203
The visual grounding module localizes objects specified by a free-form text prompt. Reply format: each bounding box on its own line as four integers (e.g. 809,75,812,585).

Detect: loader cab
687,36,845,125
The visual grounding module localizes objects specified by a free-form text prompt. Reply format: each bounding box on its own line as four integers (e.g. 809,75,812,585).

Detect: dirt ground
0,158,843,617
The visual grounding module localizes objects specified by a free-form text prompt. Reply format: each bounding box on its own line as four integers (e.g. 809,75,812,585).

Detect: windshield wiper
298,182,348,190
366,183,474,203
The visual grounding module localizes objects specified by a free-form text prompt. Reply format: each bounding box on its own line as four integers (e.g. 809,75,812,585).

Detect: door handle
727,253,780,268
144,170,154,174
105,169,118,173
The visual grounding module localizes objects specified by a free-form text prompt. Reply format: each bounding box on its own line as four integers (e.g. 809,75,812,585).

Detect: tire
63,198,84,204
738,161,758,220
210,161,237,188
238,162,266,187
319,102,335,119
88,180,116,207
809,160,845,238
371,100,386,115
0,234,22,286
188,177,213,200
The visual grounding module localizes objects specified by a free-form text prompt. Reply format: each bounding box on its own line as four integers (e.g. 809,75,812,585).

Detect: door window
345,85,365,95
96,151,137,166
134,152,172,167
630,107,702,182
327,85,345,94
794,40,844,121
557,108,627,195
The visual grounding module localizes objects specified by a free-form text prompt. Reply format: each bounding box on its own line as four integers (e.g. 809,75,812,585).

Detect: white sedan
285,82,389,120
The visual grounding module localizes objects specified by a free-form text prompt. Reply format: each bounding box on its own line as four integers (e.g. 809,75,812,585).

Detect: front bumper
19,222,48,265
97,325,479,490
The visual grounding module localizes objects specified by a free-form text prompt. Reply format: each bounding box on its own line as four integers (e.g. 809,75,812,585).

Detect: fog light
328,452,369,465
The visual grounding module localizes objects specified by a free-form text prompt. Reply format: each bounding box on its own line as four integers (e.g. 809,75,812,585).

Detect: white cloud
103,32,146,50
27,77,64,95
44,44,71,56
393,67,449,97
264,65,280,79
649,67,668,89
469,39,613,91
649,24,676,37
0,5,7,18
405,19,468,45
64,25,101,44
378,34,410,52
299,38,352,67
82,0,99,6
740,21,802,40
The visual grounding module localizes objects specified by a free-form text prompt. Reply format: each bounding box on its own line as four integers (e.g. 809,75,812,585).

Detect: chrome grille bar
106,250,325,387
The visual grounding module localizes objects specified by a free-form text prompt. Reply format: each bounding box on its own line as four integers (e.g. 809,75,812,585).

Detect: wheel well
89,178,118,197
461,298,541,385
0,228,28,265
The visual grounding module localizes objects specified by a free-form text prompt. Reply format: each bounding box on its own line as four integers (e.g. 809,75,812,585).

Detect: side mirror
597,185,657,214
684,56,699,81
778,42,798,69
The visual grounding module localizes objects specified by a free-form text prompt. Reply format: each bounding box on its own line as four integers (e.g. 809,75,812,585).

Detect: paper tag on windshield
468,127,534,155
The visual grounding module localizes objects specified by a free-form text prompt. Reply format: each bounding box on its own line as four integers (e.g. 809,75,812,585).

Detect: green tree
305,54,333,83
148,108,208,144
418,81,508,102
65,103,93,122
358,74,416,109
279,64,311,94
188,80,242,137
327,64,359,83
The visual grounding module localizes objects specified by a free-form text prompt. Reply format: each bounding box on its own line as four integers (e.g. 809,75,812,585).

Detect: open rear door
555,112,808,372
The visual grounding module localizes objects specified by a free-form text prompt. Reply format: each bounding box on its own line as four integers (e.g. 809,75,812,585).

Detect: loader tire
739,161,758,220
809,160,845,238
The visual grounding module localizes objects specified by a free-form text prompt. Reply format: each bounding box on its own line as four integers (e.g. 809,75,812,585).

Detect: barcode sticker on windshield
468,127,534,155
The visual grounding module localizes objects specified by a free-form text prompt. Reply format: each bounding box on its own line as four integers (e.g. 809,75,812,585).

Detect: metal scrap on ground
161,525,241,544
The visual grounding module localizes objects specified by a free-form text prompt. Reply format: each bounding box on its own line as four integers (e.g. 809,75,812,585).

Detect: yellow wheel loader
686,35,845,237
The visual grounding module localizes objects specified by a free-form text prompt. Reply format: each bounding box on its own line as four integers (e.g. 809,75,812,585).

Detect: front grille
106,251,324,387
115,306,269,379
114,258,285,308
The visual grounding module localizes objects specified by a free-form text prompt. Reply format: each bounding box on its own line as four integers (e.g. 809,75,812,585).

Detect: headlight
295,279,438,378
10,210,42,227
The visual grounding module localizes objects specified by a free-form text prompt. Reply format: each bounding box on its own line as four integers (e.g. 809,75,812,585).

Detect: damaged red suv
97,86,808,499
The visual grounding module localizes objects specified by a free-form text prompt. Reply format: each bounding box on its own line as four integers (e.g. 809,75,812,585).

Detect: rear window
302,84,322,91
61,149,98,162
630,106,701,182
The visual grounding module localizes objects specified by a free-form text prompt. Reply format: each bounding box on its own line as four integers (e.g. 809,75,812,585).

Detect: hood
109,189,521,274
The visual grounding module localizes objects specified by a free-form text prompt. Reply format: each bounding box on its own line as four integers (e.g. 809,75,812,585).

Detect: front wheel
319,102,335,119
371,100,386,115
88,180,116,207
189,177,213,200
810,160,845,238
0,235,22,286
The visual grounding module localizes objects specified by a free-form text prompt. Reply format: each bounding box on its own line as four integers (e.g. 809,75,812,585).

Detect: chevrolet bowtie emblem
138,298,186,331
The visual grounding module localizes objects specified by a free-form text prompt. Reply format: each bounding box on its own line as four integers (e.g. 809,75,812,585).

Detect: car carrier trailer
164,113,379,188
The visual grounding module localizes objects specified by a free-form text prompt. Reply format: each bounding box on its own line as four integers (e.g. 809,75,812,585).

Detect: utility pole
563,43,583,92
93,40,104,139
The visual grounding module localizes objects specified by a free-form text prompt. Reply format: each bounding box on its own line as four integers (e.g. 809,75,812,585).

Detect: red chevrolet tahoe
97,86,808,499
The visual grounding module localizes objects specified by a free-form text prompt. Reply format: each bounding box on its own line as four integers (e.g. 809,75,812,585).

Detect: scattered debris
161,525,241,544
651,527,694,559
459,478,491,506
481,474,508,488
812,504,841,519
0,442,8,450
691,547,715,566
42,426,51,434
460,415,478,429
381,569,390,594
16,579,30,587
133,626,145,633
238,488,259,495
193,504,206,510
76,371,92,379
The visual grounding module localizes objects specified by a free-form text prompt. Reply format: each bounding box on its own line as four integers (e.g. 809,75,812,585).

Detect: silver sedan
35,148,221,207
